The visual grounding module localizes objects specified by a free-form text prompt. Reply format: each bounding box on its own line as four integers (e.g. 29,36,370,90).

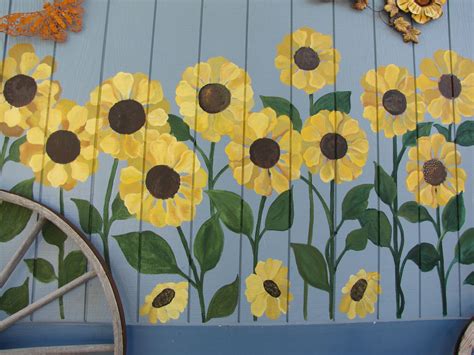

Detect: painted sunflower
225,107,302,196
175,56,254,142
275,27,340,94
20,99,98,190
301,110,368,184
339,269,381,320
140,281,188,324
88,72,170,160
119,133,207,227
418,50,474,124
397,0,446,24
406,133,465,208
0,43,61,137
361,64,424,138
245,258,293,320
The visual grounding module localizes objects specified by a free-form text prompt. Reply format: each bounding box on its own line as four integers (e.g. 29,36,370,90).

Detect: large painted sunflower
361,64,425,138
397,0,446,24
88,72,170,160
225,107,302,196
275,27,340,94
339,269,381,320
0,43,61,137
406,133,465,208
140,281,188,324
20,100,98,190
119,133,207,227
175,56,254,142
245,258,293,320
301,110,368,184
418,50,474,124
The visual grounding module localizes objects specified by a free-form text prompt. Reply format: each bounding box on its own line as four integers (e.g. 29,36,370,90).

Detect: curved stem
58,188,65,319
190,137,211,170
300,176,333,232
335,248,347,270
0,136,10,171
208,143,216,214
435,207,447,316
213,165,229,186
102,158,119,269
328,180,336,320
303,172,315,320
445,258,456,284
252,196,267,270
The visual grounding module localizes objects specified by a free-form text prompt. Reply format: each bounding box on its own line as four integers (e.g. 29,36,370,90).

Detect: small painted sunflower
301,110,368,184
339,269,381,320
397,0,446,24
418,50,474,124
406,133,465,208
361,64,425,138
20,100,98,190
88,72,170,160
119,133,207,227
245,258,293,320
225,107,302,196
175,56,254,142
0,43,61,137
140,281,188,324
275,27,340,94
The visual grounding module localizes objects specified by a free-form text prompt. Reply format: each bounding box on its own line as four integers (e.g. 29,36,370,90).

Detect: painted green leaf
345,228,369,251
62,251,87,286
206,275,239,322
312,91,351,115
111,193,132,222
455,228,474,265
194,214,224,273
0,278,29,315
358,209,391,247
24,258,56,283
265,189,293,231
434,123,451,142
464,272,474,286
113,231,179,274
0,178,34,243
42,222,67,248
455,121,474,146
374,162,396,206
206,190,253,238
406,243,440,272
260,95,302,131
291,243,329,292
168,114,191,141
442,193,465,232
71,198,103,234
8,136,26,162
398,201,433,224
402,122,433,147
341,184,373,220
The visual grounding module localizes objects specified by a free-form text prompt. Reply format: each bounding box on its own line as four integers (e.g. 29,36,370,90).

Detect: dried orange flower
353,0,369,10
384,0,399,17
403,26,421,43
393,16,411,32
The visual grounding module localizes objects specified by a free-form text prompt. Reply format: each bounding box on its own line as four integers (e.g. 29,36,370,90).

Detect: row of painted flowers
0,26,473,324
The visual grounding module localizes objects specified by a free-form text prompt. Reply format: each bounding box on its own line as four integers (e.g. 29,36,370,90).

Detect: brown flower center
108,99,146,134
146,165,181,200
46,130,81,164
3,74,38,108
263,280,281,298
382,89,407,116
415,0,433,6
350,279,368,302
438,74,462,99
320,133,348,160
198,83,231,114
294,47,320,71
423,159,447,186
152,288,175,308
249,138,281,169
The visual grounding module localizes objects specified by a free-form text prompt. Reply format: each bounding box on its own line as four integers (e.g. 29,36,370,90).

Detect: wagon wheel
0,190,126,354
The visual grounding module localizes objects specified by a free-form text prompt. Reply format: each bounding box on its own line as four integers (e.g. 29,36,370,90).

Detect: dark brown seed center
46,130,81,164
415,0,433,6
320,133,348,160
152,288,176,308
198,83,231,114
263,280,281,298
108,99,146,134
3,74,38,107
294,47,320,71
350,279,368,302
249,138,281,169
382,89,407,116
146,165,181,200
438,74,462,99
423,159,447,186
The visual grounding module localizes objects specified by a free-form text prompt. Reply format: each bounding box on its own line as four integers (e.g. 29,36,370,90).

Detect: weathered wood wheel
0,190,126,354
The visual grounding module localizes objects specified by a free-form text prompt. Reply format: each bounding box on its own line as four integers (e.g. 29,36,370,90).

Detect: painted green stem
252,196,267,270
435,207,448,316
0,136,10,171
328,180,336,320
212,165,229,186
58,188,65,319
303,172,315,321
101,158,119,269
208,143,216,214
